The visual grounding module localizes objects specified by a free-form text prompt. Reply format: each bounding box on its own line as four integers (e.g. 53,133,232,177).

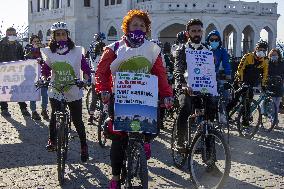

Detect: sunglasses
209,38,219,42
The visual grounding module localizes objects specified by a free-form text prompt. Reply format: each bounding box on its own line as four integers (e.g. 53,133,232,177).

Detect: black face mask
189,35,202,44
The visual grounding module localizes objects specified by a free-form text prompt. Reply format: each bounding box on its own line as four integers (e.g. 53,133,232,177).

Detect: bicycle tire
237,99,261,139
125,142,148,189
57,121,68,185
188,129,231,189
171,114,194,169
261,97,277,132
98,120,107,147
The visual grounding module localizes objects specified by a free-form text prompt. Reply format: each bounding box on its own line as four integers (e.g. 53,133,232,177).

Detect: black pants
0,102,27,111
176,93,217,143
49,98,87,146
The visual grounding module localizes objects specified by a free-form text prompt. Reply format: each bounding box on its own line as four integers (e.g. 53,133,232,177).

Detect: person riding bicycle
174,19,219,172
87,32,106,124
227,40,269,127
95,9,173,189
267,48,284,126
40,21,91,162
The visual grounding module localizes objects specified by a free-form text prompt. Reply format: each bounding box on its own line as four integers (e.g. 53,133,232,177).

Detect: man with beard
174,19,217,152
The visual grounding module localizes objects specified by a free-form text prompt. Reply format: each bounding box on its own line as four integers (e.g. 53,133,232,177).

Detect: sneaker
1,109,11,117
144,143,151,160
41,109,49,120
21,109,31,117
108,179,121,189
81,144,89,162
32,111,41,121
46,139,56,152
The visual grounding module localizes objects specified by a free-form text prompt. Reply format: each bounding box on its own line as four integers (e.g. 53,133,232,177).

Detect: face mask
255,51,265,58
57,40,68,48
8,35,17,42
128,30,146,44
270,56,278,62
210,41,220,50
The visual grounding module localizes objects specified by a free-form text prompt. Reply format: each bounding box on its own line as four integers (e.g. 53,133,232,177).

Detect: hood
206,30,222,47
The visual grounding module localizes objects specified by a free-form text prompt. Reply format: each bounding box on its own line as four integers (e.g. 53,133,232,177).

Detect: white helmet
50,21,69,32
150,39,162,47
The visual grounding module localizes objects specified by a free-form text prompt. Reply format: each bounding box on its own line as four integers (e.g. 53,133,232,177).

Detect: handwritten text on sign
114,72,158,107
186,49,218,96
0,59,40,102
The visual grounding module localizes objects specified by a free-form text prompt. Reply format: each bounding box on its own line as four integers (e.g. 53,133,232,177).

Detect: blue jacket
206,30,231,76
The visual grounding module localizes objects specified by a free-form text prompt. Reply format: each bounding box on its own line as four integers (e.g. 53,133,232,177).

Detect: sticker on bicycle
113,72,158,134
186,49,218,96
0,59,40,102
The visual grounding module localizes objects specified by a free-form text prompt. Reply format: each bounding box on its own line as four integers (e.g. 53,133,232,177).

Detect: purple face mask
128,30,146,44
57,40,68,48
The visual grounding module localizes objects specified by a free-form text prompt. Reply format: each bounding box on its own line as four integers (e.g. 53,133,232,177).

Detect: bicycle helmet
256,39,268,50
50,21,69,32
94,32,106,42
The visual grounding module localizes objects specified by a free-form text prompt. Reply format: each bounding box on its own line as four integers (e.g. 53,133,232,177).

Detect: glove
101,91,111,104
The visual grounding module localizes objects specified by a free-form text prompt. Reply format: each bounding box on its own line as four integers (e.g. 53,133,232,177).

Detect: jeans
30,87,48,112
272,97,281,123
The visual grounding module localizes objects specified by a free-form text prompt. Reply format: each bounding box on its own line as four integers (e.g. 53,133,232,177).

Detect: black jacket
0,37,24,62
174,42,209,87
268,61,284,97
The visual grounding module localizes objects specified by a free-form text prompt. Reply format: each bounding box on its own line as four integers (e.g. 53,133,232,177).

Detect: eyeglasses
189,29,203,33
209,38,219,42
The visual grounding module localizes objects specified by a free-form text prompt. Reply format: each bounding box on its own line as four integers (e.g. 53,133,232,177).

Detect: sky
0,0,282,40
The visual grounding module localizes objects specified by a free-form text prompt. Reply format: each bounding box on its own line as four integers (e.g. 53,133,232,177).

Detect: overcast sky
0,0,282,41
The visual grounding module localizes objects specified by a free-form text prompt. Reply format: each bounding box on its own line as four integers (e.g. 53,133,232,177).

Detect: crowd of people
0,8,283,189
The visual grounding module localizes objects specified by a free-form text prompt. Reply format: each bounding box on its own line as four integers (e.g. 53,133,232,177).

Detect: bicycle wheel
188,129,231,189
96,105,107,148
237,99,261,139
126,142,148,189
86,87,97,115
57,121,68,185
261,98,277,132
171,115,192,169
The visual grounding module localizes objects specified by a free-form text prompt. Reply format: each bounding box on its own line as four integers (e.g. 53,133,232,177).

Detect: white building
28,0,279,57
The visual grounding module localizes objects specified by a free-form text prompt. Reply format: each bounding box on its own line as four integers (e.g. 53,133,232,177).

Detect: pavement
0,102,283,189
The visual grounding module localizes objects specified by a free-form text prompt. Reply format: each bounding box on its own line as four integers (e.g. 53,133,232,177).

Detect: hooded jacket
205,30,231,77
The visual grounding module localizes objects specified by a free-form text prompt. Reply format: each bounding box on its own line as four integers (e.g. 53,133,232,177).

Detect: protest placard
0,59,40,102
113,72,158,134
186,49,218,96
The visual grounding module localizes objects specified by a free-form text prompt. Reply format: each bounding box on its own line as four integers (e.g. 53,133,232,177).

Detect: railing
135,0,278,15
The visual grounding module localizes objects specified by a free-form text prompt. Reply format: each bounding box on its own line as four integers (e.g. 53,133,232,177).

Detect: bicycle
188,92,231,189
36,79,87,185
120,132,149,189
225,82,261,139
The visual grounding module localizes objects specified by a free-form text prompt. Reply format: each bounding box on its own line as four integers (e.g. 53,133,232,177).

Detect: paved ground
0,102,283,189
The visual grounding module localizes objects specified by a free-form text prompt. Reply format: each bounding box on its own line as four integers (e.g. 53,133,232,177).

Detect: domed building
28,0,279,57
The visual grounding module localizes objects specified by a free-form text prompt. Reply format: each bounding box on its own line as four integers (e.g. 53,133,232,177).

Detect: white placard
0,59,40,102
186,49,218,96
114,72,158,107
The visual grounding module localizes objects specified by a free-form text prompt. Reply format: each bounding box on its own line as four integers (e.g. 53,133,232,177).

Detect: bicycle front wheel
237,99,261,139
261,97,277,132
57,121,69,185
126,142,148,189
86,87,97,115
188,129,231,189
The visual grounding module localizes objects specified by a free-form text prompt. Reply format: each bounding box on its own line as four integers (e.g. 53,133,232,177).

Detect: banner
113,72,158,134
186,49,218,96
0,59,40,102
